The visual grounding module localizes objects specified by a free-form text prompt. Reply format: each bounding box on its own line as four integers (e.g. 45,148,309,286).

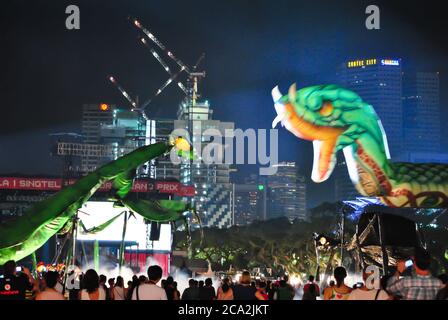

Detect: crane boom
131,17,191,73
109,17,206,116
140,66,186,110
108,76,138,109
140,37,170,72
140,37,188,95
193,53,206,71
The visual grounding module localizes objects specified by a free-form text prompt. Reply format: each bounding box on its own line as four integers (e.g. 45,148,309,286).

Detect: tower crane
139,37,188,95
108,16,206,119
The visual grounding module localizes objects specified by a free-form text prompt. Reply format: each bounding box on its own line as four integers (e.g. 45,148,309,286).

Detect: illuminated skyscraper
335,58,403,201
233,174,267,226
145,118,180,180
340,58,403,160
266,162,307,221
403,72,441,159
176,100,235,228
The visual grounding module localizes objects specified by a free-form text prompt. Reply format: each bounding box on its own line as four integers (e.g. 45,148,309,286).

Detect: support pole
355,228,364,274
340,208,345,266
52,235,69,265
71,213,78,268
93,240,100,271
321,248,336,289
62,237,73,296
119,211,128,275
62,214,77,296
377,214,389,275
31,251,37,279
80,240,88,266
314,240,320,282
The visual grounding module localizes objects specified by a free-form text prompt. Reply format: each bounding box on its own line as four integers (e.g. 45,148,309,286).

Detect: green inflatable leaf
0,142,171,264
79,211,126,235
121,199,188,222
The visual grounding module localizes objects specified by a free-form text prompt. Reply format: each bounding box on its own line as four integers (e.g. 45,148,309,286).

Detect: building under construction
54,16,235,229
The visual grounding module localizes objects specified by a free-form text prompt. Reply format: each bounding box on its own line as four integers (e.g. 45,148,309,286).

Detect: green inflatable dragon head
271,84,390,183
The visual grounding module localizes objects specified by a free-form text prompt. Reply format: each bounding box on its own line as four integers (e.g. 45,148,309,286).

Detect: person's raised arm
21,267,35,290
386,260,406,296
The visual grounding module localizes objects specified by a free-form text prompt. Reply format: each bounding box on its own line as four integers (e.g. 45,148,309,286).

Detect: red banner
124,252,170,277
0,177,195,197
152,181,195,197
0,177,62,191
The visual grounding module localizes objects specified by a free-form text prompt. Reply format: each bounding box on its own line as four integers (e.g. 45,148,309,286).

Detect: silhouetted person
0,261,34,300
199,278,216,300
182,279,200,300
132,265,167,300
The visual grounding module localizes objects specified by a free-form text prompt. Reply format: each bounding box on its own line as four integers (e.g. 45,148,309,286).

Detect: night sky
1,0,448,207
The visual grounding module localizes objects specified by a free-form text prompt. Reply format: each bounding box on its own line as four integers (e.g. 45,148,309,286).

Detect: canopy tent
348,205,425,273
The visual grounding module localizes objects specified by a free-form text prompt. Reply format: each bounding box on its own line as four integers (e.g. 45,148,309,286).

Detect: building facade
403,72,441,160
266,162,307,221
333,154,359,202
79,100,235,229
335,58,403,201
233,183,267,226
80,103,147,173
175,100,235,229
145,119,180,180
340,58,403,160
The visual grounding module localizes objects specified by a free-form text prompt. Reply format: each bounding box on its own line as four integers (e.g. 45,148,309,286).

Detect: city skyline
2,2,448,306
2,0,448,208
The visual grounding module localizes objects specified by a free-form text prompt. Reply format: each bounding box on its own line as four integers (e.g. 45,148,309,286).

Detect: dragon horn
272,86,286,129
288,83,297,103
271,86,283,102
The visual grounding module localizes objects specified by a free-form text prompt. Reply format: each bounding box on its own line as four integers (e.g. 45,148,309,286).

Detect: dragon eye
319,101,333,116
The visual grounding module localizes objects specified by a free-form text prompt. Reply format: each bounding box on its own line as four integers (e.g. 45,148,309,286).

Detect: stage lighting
313,233,339,249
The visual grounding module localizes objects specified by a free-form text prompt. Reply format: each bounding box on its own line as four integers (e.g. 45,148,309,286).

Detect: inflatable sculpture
272,84,448,208
0,138,192,264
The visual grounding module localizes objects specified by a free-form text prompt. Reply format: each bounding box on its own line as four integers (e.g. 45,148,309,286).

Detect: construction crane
132,17,191,72
109,16,206,119
139,37,188,95
108,76,139,110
